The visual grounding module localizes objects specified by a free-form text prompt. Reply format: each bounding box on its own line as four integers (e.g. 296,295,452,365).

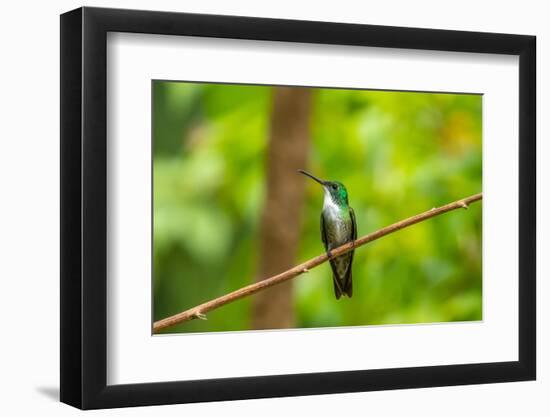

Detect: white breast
323,191,348,245
323,191,340,217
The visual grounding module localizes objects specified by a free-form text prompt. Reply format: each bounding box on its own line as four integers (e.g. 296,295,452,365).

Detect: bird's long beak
298,169,325,186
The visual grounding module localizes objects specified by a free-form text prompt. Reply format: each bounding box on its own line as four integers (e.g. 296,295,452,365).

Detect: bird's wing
320,212,328,251
342,207,357,297
350,206,357,241
321,212,343,299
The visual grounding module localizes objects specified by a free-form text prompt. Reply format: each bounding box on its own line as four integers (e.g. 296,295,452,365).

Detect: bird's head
298,170,349,206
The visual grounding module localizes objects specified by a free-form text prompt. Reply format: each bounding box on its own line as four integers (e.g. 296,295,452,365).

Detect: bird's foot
326,250,333,259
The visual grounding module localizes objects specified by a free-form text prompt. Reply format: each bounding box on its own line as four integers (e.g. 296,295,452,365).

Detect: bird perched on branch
299,170,356,299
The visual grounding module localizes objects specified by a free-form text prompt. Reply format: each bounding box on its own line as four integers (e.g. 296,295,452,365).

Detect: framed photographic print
60,6,536,409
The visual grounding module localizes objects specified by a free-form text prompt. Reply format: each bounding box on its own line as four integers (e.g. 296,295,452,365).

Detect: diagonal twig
153,193,482,333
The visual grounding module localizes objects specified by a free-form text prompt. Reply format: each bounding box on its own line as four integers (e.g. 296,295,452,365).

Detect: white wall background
0,0,545,415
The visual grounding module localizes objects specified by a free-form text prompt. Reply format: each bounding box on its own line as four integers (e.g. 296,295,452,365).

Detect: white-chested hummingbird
299,170,357,299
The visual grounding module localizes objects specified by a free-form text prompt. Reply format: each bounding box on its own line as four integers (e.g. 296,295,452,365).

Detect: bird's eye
332,184,337,190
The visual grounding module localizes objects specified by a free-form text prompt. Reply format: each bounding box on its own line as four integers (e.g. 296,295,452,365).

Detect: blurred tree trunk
252,87,312,330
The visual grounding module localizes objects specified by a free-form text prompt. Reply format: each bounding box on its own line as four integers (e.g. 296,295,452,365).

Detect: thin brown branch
153,192,482,333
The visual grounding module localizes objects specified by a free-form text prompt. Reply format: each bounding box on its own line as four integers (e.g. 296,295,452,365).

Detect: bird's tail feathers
333,278,343,299
333,273,352,299
343,273,352,298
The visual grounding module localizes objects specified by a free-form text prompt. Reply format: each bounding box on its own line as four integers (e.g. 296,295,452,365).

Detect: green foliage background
153,81,482,334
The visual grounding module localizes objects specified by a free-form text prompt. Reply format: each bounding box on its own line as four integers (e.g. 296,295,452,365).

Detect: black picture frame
60,6,536,410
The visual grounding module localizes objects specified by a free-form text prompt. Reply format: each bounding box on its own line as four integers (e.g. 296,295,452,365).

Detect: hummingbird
299,170,357,299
